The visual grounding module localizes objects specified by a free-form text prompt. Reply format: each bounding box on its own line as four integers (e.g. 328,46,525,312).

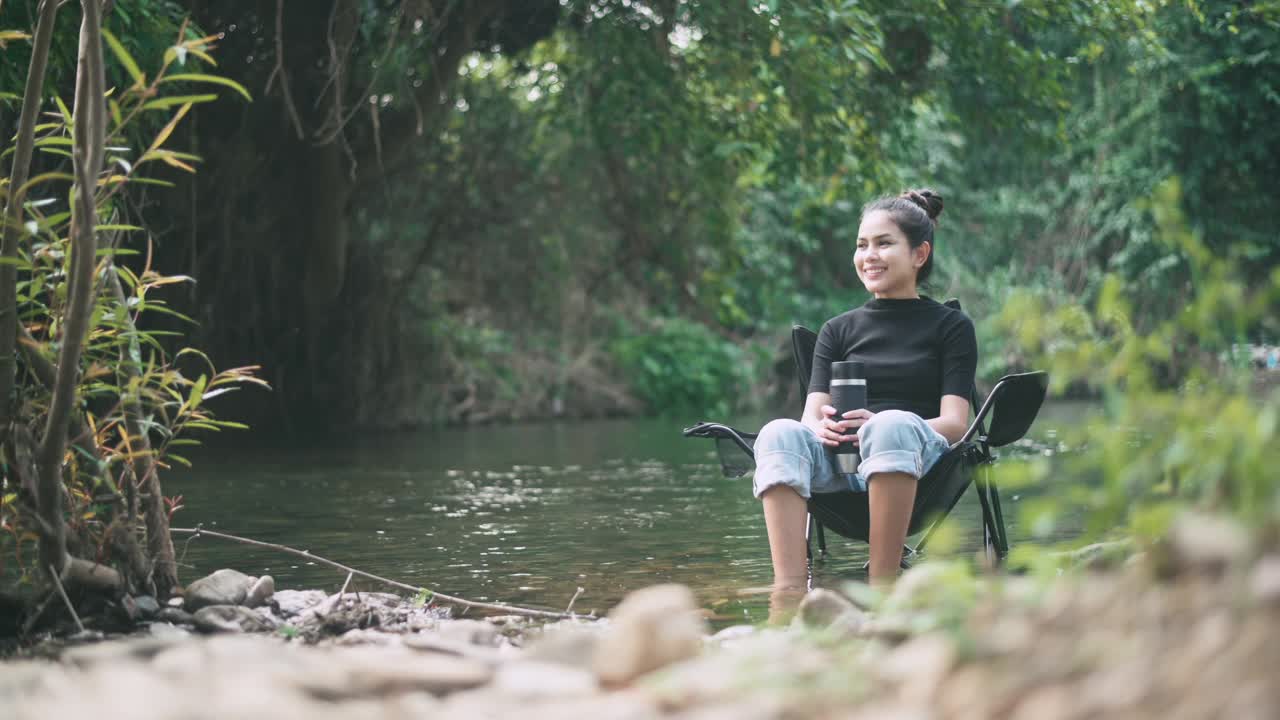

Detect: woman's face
854,210,930,299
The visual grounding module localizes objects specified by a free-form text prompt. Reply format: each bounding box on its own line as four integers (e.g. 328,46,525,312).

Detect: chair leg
805,513,813,561
989,482,1010,556
974,466,1006,563
816,521,828,558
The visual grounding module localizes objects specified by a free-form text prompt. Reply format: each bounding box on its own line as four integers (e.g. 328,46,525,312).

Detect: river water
165,403,1093,623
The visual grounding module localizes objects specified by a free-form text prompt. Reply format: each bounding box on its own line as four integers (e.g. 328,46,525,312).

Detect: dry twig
170,526,592,621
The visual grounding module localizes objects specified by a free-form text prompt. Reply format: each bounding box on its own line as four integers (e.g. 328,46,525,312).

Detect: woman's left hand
839,409,875,444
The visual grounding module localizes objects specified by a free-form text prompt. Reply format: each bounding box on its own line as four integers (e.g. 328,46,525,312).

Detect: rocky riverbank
3,513,1279,719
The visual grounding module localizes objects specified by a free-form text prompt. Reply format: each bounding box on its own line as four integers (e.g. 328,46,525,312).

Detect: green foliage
0,14,261,580
611,317,752,417
995,178,1280,548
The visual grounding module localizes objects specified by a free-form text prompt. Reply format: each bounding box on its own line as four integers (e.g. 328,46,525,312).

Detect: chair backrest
790,325,818,397
975,371,1049,447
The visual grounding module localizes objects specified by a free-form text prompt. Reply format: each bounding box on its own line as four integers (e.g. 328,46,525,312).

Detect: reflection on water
166,403,1093,623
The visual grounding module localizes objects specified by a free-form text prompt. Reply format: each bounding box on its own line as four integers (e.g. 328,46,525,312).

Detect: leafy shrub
994,178,1280,558
611,317,753,418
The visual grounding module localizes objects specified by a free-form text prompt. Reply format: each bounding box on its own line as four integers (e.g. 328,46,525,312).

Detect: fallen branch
49,564,85,634
169,526,592,621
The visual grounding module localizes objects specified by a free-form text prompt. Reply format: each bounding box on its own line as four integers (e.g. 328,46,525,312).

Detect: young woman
752,189,977,588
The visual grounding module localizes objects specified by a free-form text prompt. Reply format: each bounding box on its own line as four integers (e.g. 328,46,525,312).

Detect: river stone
1249,555,1280,605
435,618,499,647
335,628,402,646
797,588,866,635
526,626,602,669
298,647,492,699
593,584,707,686
273,589,328,617
148,622,192,640
403,631,508,664
245,575,276,608
193,604,280,634
132,595,162,618
61,636,183,668
1167,511,1250,573
883,563,952,612
157,607,195,625
489,660,600,697
878,633,957,704
185,568,255,610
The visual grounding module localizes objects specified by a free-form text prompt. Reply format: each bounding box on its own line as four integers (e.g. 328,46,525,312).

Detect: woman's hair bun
901,188,944,223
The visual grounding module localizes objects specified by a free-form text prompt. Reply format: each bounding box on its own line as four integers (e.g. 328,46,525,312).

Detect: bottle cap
831,360,865,381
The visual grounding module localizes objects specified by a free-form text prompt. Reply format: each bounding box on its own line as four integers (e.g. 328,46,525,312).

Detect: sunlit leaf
102,29,145,87
161,73,252,102
142,94,217,111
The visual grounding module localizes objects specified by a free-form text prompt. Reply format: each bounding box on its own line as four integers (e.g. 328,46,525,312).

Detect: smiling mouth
863,267,886,276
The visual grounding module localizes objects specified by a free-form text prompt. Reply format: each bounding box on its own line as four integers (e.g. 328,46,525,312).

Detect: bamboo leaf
127,176,175,188
186,374,208,412
102,29,145,87
160,73,252,102
200,387,238,401
142,94,217,111
54,96,73,125
167,453,192,468
148,103,192,151
158,153,197,173
0,30,32,46
185,48,217,67
17,172,75,198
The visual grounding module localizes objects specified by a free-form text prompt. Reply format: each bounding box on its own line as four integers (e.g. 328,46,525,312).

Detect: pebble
184,569,255,611
592,584,707,686
7,560,1280,720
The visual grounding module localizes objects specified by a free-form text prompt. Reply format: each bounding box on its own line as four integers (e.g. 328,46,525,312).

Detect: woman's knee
755,418,811,454
860,410,922,445
753,419,818,499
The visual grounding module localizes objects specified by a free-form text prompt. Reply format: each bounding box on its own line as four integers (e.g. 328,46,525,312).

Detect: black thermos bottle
830,360,866,474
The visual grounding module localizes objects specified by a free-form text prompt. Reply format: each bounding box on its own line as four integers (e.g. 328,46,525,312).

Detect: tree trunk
0,0,60,445
35,0,106,577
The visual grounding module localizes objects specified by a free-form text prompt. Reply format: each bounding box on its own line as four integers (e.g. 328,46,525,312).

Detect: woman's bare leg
761,484,810,589
866,471,917,583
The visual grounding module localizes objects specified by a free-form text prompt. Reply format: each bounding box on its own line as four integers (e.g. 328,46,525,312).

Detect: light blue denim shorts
751,410,951,498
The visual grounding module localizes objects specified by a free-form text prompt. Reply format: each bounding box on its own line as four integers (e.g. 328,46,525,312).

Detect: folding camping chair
683,299,1048,566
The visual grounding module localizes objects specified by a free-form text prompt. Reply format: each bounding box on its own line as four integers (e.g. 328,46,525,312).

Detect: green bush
611,317,752,417
994,178,1280,560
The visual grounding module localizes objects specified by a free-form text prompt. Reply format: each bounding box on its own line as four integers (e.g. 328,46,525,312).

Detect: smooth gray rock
435,619,499,647
61,636,183,668
1168,511,1250,573
1251,555,1280,605
272,589,327,617
296,647,492,699
797,588,866,631
185,569,254,611
489,660,599,697
193,605,279,634
244,575,276,608
156,607,195,626
147,622,192,640
593,584,707,686
525,626,600,670
132,595,162,618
